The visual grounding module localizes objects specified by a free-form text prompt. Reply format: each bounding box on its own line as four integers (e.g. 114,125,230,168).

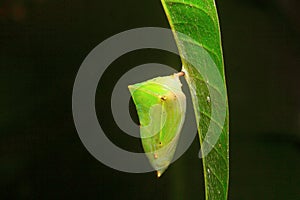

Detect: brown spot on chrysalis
160,96,167,101
177,71,185,77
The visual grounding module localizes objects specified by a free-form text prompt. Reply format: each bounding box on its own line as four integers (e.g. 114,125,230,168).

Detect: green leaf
161,0,229,199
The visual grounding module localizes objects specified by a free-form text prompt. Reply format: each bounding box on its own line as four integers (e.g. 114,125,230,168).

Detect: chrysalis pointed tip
156,167,167,178
157,171,162,178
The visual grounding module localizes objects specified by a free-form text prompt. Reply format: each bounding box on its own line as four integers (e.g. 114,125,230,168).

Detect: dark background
1,0,300,199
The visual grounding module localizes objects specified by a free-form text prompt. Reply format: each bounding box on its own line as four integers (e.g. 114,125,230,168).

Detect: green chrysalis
128,72,186,177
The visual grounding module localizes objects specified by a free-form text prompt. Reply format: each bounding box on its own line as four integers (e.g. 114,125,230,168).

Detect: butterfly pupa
128,72,186,177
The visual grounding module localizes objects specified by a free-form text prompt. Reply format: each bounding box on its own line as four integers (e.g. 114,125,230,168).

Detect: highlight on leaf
128,72,186,177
